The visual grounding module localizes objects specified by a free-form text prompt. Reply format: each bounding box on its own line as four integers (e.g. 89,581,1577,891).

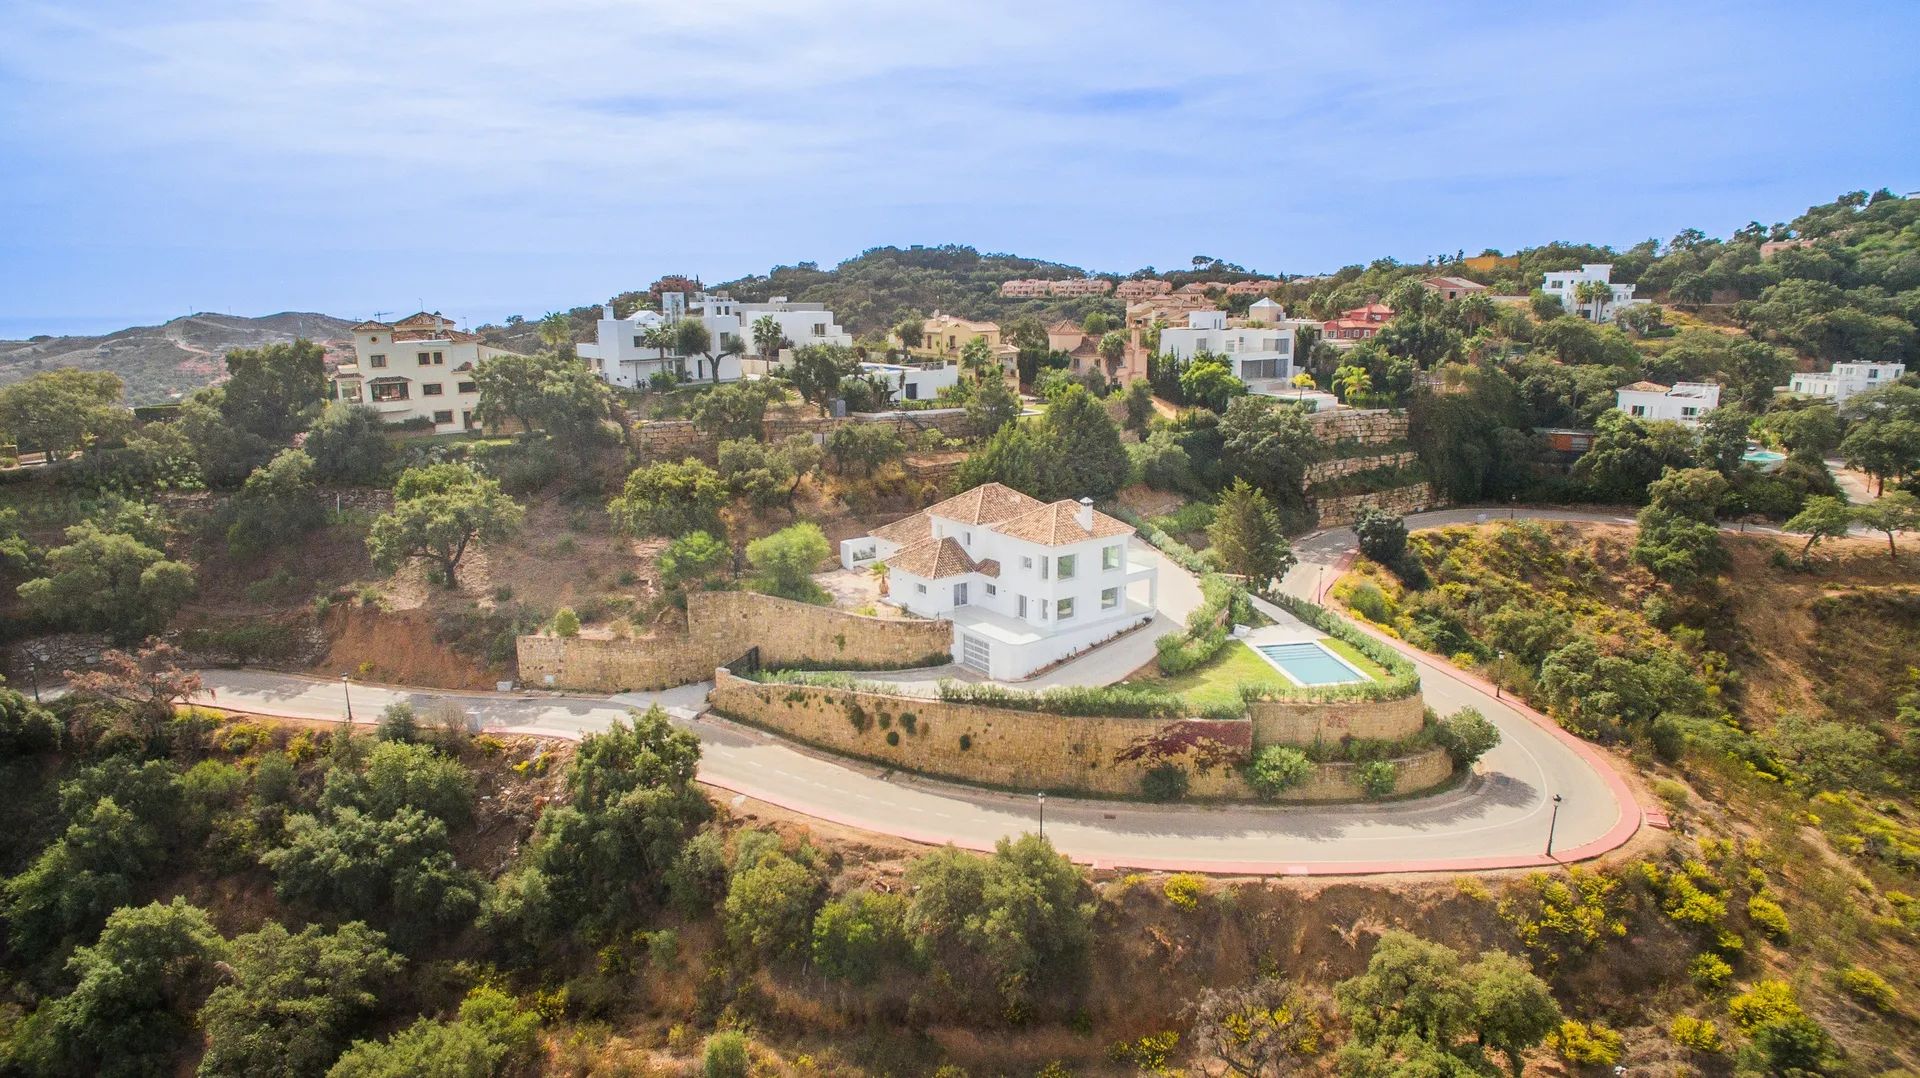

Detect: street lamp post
1545,794,1564,858
1493,650,1504,701
341,674,354,724
1037,791,1046,839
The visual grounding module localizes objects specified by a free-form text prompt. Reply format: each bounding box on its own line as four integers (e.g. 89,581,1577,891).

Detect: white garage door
960,634,991,673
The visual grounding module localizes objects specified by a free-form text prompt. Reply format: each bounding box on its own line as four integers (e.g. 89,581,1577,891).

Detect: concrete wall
1249,693,1426,746
1313,483,1440,527
707,670,1451,802
515,590,953,691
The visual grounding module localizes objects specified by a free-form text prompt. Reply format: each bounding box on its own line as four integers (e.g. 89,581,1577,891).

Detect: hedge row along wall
516,591,952,692
707,669,1451,801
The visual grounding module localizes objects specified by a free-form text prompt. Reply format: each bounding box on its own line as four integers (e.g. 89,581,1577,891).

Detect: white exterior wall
1542,263,1647,323
1615,382,1722,425
1158,316,1296,384
859,362,959,403
1788,362,1906,403
341,329,502,433
578,305,671,388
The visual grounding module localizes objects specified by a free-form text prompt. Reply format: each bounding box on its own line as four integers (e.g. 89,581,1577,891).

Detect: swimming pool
1251,640,1367,686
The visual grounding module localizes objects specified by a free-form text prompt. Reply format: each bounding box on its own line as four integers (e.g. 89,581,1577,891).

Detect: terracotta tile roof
975,559,1000,578
1047,319,1083,334
993,500,1134,546
887,537,978,580
1423,276,1486,291
923,482,1045,526
392,328,482,343
871,511,933,546
351,320,388,331
392,311,453,329
1619,380,1671,393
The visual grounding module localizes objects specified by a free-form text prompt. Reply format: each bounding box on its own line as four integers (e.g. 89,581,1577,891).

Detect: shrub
1688,952,1733,992
1728,980,1802,1031
1355,760,1398,799
1436,707,1500,767
1246,746,1313,798
702,1030,750,1078
1668,1014,1724,1053
1551,1019,1623,1066
376,702,418,743
1346,581,1394,624
551,607,580,637
1745,894,1791,941
1836,965,1897,1012
1141,763,1189,802
1162,874,1205,910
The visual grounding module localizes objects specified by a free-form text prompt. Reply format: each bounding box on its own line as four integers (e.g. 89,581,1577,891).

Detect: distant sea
0,314,181,340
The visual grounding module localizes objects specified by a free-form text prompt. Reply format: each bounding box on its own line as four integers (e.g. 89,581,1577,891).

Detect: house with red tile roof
1322,303,1394,343
839,483,1158,679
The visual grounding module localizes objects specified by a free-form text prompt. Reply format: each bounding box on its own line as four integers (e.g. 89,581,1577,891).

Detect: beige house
1115,279,1172,300
919,312,1002,355
334,312,525,433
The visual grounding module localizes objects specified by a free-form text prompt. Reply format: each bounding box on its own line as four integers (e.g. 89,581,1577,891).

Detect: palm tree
1573,280,1611,322
1335,364,1373,403
537,311,573,355
751,314,784,362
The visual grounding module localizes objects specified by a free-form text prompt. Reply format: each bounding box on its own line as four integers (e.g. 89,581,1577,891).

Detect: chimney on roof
603,304,615,320
1077,497,1093,531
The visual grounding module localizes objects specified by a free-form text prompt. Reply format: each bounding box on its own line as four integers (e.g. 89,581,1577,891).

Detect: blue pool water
1252,641,1365,686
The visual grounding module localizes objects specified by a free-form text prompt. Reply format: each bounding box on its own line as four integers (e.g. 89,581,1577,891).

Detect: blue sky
2,0,1917,338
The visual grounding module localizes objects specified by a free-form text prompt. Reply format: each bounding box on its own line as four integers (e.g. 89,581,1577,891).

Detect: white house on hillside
578,293,852,387
334,312,524,433
1542,264,1647,323
858,361,959,404
1787,362,1906,404
1615,380,1722,425
839,483,1159,680
1156,308,1297,393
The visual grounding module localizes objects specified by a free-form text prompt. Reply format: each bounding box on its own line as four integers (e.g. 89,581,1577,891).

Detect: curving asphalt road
190,507,1648,875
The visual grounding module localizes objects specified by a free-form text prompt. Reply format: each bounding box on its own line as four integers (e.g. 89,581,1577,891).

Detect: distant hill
477,245,1281,350
0,311,356,405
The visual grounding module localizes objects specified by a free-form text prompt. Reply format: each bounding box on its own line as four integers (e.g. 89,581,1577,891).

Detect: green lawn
1130,637,1387,708
1319,636,1391,682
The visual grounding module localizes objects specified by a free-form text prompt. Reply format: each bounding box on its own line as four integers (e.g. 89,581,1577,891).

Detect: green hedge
934,679,1186,719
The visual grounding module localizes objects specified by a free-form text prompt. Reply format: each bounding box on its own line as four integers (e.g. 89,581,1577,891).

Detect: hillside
0,311,356,404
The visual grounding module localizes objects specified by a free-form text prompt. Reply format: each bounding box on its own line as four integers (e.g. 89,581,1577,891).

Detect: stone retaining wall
1304,451,1420,489
1313,483,1440,527
706,670,1452,801
516,590,953,691
1307,409,1408,446
1249,692,1427,746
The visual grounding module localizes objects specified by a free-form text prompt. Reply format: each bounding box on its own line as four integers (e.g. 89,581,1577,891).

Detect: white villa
334,312,522,433
1156,307,1298,393
858,361,959,404
1542,264,1647,323
840,483,1159,680
1615,380,1722,425
579,293,853,387
1787,362,1906,404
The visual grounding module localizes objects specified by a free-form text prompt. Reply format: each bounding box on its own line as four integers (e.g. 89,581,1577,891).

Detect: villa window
985,583,996,596
916,583,927,595
422,383,444,396
634,335,644,347
1040,557,1049,579
1057,554,1075,580
433,351,444,364
1101,587,1119,610
417,352,431,365
812,322,827,336
369,354,387,368
1040,599,1050,620
1057,598,1075,620
457,381,477,394
1018,595,1028,617
432,410,454,424
1103,545,1122,571
370,382,409,402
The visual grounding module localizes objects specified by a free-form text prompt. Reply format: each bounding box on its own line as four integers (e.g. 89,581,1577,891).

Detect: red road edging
1311,551,1645,871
